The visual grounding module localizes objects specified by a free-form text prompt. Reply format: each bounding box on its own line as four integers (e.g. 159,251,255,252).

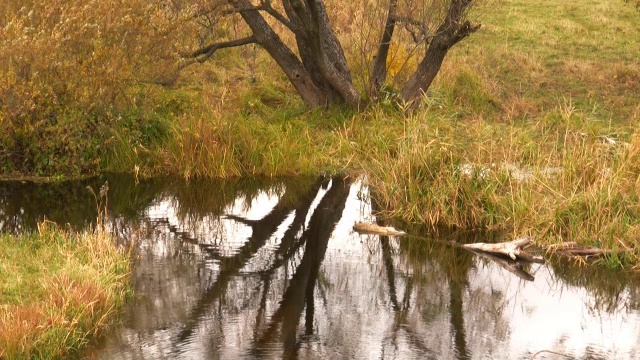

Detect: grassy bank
362,0,640,265
0,222,130,359
1,1,639,264
104,0,640,265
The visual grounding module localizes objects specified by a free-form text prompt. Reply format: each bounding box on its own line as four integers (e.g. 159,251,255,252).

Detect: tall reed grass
0,220,130,358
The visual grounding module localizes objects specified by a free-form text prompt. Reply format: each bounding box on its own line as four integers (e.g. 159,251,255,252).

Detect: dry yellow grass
0,222,130,359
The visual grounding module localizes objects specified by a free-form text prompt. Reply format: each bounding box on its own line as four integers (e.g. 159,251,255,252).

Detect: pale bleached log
353,222,406,236
463,237,544,263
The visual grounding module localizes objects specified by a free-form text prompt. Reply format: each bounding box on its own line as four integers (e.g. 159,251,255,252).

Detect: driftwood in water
353,222,544,279
462,237,545,264
353,222,406,236
551,242,622,258
353,222,542,262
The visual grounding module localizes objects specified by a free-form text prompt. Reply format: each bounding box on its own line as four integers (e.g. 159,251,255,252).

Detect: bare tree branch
184,35,258,62
223,1,296,31
441,0,479,47
394,15,432,44
257,0,296,31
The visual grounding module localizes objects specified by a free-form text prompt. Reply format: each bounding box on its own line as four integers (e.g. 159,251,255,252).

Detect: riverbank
0,222,130,359
1,0,639,267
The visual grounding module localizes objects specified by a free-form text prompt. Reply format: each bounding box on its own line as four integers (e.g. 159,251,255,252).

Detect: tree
182,0,479,108
626,0,640,9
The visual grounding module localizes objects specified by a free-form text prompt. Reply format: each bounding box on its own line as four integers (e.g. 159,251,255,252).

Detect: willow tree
184,0,479,108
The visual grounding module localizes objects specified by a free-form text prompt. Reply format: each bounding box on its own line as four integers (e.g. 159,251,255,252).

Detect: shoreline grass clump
364,103,640,266
0,221,130,359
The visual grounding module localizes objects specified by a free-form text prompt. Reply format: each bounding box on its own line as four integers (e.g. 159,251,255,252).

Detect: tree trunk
400,39,449,106
282,0,344,104
286,0,362,107
209,0,478,110
401,0,479,107
369,0,398,98
232,0,329,107
314,5,360,106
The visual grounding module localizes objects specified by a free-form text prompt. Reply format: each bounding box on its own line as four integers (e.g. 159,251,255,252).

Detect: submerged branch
353,222,406,236
354,222,544,277
548,242,625,259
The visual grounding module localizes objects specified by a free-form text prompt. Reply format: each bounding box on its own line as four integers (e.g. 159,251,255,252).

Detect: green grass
444,0,640,122
0,222,130,359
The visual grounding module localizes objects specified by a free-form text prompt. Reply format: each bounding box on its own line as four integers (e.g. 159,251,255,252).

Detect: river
1,175,639,359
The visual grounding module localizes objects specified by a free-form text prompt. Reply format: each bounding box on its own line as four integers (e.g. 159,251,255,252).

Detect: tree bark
401,0,479,107
231,0,329,107
400,38,449,106
286,0,362,107
369,0,398,98
282,0,344,104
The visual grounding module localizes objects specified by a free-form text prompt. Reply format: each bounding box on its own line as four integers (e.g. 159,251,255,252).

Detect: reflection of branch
449,281,470,360
254,273,271,340
471,251,536,282
174,180,321,343
222,214,258,227
380,236,399,311
253,177,352,356
401,277,413,312
400,324,437,357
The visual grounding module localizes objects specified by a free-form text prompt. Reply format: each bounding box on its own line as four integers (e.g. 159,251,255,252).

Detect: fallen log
549,242,623,258
353,222,406,236
463,237,545,264
353,222,541,262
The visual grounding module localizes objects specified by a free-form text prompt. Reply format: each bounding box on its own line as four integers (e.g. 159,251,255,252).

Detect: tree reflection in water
3,175,640,359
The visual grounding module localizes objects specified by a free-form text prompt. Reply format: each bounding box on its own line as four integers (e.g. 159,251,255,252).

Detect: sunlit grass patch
0,222,130,359
364,105,640,265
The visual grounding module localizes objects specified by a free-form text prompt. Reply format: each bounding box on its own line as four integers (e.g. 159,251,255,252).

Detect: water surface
2,175,639,359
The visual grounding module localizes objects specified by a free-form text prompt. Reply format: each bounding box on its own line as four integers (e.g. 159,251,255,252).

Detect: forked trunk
400,40,449,106
233,0,329,107
198,0,478,109
286,0,362,107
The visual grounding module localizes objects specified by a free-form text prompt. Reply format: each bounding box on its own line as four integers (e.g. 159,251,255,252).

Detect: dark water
2,175,640,359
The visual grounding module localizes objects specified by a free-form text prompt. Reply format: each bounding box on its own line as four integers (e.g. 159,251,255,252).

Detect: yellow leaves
385,43,421,80
0,0,183,119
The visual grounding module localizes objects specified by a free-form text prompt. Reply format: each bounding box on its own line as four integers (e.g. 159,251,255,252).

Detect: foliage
0,221,130,359
0,0,183,176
